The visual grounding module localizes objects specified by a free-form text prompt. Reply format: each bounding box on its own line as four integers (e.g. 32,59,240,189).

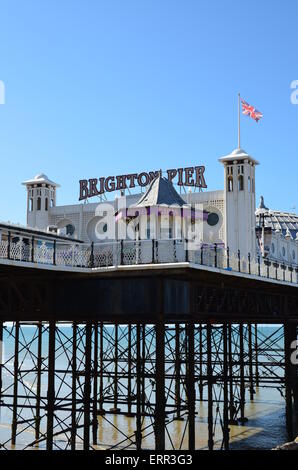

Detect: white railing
0,238,297,285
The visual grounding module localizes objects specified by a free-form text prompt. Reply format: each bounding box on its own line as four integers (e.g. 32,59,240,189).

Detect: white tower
22,173,60,230
219,148,258,258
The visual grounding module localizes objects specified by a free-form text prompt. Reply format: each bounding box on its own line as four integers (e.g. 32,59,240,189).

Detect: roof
135,176,187,208
22,173,60,187
255,196,298,241
219,147,259,165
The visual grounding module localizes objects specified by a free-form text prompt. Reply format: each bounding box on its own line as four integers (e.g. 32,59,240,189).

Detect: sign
79,166,207,201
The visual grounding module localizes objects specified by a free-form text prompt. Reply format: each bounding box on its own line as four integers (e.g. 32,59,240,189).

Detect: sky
0,0,297,224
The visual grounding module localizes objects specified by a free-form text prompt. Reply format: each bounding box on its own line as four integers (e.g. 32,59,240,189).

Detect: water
0,324,288,450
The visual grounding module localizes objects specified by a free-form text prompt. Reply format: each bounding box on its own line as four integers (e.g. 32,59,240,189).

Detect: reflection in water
94,387,287,450
0,385,288,450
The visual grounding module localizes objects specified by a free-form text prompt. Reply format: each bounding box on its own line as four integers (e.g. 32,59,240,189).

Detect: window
207,212,219,226
227,176,233,192
292,250,296,260
29,198,33,211
271,243,275,254
50,199,54,207
248,176,251,192
37,197,41,211
45,197,48,211
282,246,286,257
238,175,244,191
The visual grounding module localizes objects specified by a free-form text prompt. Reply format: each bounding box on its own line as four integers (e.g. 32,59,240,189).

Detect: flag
241,99,263,122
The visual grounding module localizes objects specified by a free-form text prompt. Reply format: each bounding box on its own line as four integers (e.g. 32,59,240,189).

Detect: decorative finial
259,195,268,210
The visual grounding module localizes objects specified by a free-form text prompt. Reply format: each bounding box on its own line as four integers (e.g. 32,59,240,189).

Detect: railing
0,237,297,285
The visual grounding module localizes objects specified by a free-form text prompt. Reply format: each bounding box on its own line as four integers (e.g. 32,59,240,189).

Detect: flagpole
238,92,241,149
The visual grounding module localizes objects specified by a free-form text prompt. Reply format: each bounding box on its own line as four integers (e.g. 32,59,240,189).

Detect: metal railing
0,236,297,285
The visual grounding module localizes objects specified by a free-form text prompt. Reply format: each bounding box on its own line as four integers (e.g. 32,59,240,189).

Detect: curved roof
255,196,298,240
219,147,259,165
22,173,60,187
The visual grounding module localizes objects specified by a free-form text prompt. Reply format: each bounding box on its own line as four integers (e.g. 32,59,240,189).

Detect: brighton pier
0,146,297,451
79,165,207,200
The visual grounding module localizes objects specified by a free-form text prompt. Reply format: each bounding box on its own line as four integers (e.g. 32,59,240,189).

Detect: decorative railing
0,237,297,285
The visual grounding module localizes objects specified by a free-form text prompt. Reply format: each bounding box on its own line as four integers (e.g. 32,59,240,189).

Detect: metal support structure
46,321,55,451
92,323,98,445
186,320,195,450
83,322,92,450
0,319,293,451
35,322,42,441
222,323,229,450
135,323,142,450
239,323,247,423
11,321,19,446
207,322,214,450
248,324,254,401
71,322,77,450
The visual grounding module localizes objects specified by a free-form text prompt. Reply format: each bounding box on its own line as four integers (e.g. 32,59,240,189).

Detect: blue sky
0,0,297,224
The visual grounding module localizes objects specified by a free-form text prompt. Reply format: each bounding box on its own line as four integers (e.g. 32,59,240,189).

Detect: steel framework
0,263,297,450
0,320,297,450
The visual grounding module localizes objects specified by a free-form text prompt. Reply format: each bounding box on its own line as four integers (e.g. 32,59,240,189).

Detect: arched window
50,198,54,207
37,197,41,210
227,176,233,192
238,175,244,191
45,197,48,211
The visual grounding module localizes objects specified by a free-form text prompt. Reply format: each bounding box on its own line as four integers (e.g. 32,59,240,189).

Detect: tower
22,173,60,230
219,148,258,258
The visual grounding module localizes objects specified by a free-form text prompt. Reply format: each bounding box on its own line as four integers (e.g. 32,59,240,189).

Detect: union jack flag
241,99,263,122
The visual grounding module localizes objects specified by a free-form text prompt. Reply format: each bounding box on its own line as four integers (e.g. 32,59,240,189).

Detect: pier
0,233,297,450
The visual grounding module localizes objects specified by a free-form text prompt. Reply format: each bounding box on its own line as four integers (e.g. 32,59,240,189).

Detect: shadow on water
229,393,288,450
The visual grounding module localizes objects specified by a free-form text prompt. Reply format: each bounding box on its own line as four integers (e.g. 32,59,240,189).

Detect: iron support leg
136,323,142,449
155,319,165,450
207,323,214,450
46,321,56,451
11,321,20,446
223,323,230,450
187,320,195,450
248,324,254,401
83,322,92,450
92,323,98,445
35,322,42,442
239,323,247,423
71,322,77,450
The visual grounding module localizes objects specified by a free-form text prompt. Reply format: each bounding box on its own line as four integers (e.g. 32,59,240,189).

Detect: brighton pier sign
79,166,207,201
